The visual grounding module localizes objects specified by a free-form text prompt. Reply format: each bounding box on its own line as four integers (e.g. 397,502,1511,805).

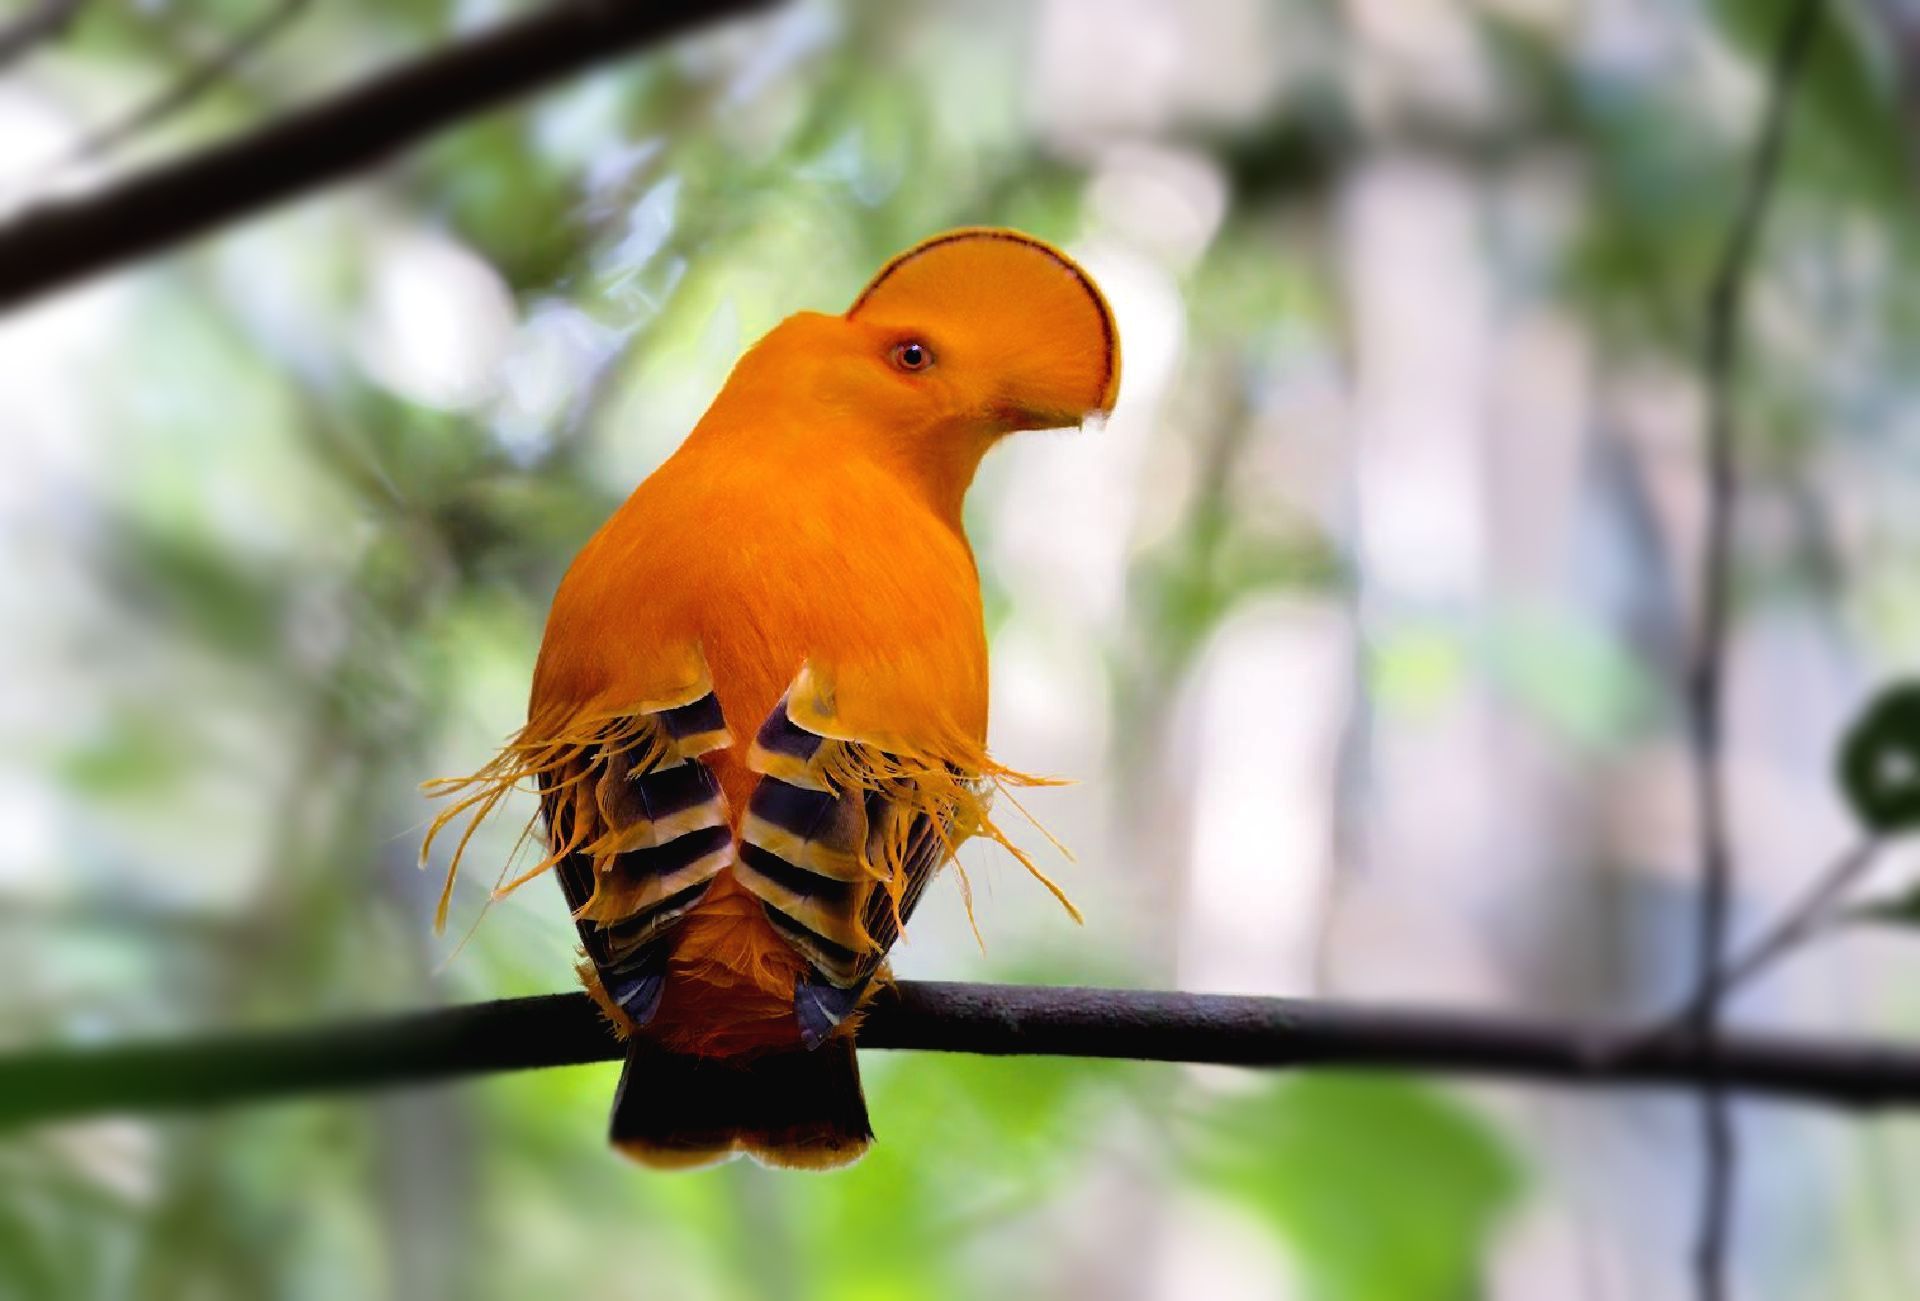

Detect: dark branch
0,0,777,314
1687,2,1824,1296
8,982,1920,1134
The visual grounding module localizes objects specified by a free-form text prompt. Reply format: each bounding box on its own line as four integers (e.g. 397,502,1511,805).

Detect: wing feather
735,673,978,1043
426,651,735,1029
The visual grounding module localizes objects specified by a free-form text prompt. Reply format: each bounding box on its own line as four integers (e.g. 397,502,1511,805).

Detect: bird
424,228,1120,1170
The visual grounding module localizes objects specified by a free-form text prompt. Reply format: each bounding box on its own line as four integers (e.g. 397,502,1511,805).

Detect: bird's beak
996,399,1115,435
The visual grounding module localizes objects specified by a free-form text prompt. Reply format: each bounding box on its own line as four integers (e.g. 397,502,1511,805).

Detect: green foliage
790,1054,1146,1300
1132,512,1341,674
1710,0,1909,211
1843,882,1920,929
413,114,590,293
1191,1075,1521,1301
1837,682,1920,835
1486,607,1659,746
14,0,1919,1294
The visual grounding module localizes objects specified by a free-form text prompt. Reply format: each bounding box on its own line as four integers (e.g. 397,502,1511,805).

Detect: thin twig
1688,1,1824,1297
43,0,312,178
10,983,1920,1135
0,0,86,72
1664,840,1880,1030
0,0,780,313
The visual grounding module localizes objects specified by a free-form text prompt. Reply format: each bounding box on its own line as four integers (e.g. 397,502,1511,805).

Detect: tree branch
7,982,1920,1133
0,0,778,314
1687,3,1824,1295
1666,840,1881,1029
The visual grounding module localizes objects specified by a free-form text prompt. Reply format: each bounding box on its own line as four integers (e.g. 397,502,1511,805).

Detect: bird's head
709,229,1121,517
837,227,1120,435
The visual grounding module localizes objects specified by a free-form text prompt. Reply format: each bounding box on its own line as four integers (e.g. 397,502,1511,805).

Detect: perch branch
8,983,1920,1134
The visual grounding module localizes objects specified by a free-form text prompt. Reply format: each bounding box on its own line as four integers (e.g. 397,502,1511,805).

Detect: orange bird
426,229,1120,1169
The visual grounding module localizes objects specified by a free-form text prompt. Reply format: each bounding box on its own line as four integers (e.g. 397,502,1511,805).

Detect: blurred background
3,0,1919,1296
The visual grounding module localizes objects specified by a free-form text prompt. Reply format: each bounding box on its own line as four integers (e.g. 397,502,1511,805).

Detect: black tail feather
609,1037,873,1170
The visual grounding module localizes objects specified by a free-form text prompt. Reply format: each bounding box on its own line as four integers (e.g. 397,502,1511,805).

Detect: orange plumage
426,228,1119,1169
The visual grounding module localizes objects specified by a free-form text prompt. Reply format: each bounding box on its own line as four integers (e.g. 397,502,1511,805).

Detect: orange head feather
684,228,1121,521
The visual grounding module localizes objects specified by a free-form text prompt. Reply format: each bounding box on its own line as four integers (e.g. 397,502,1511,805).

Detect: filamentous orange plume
424,228,1120,1169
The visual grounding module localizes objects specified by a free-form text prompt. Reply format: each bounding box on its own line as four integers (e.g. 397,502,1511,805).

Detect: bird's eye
890,341,933,373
